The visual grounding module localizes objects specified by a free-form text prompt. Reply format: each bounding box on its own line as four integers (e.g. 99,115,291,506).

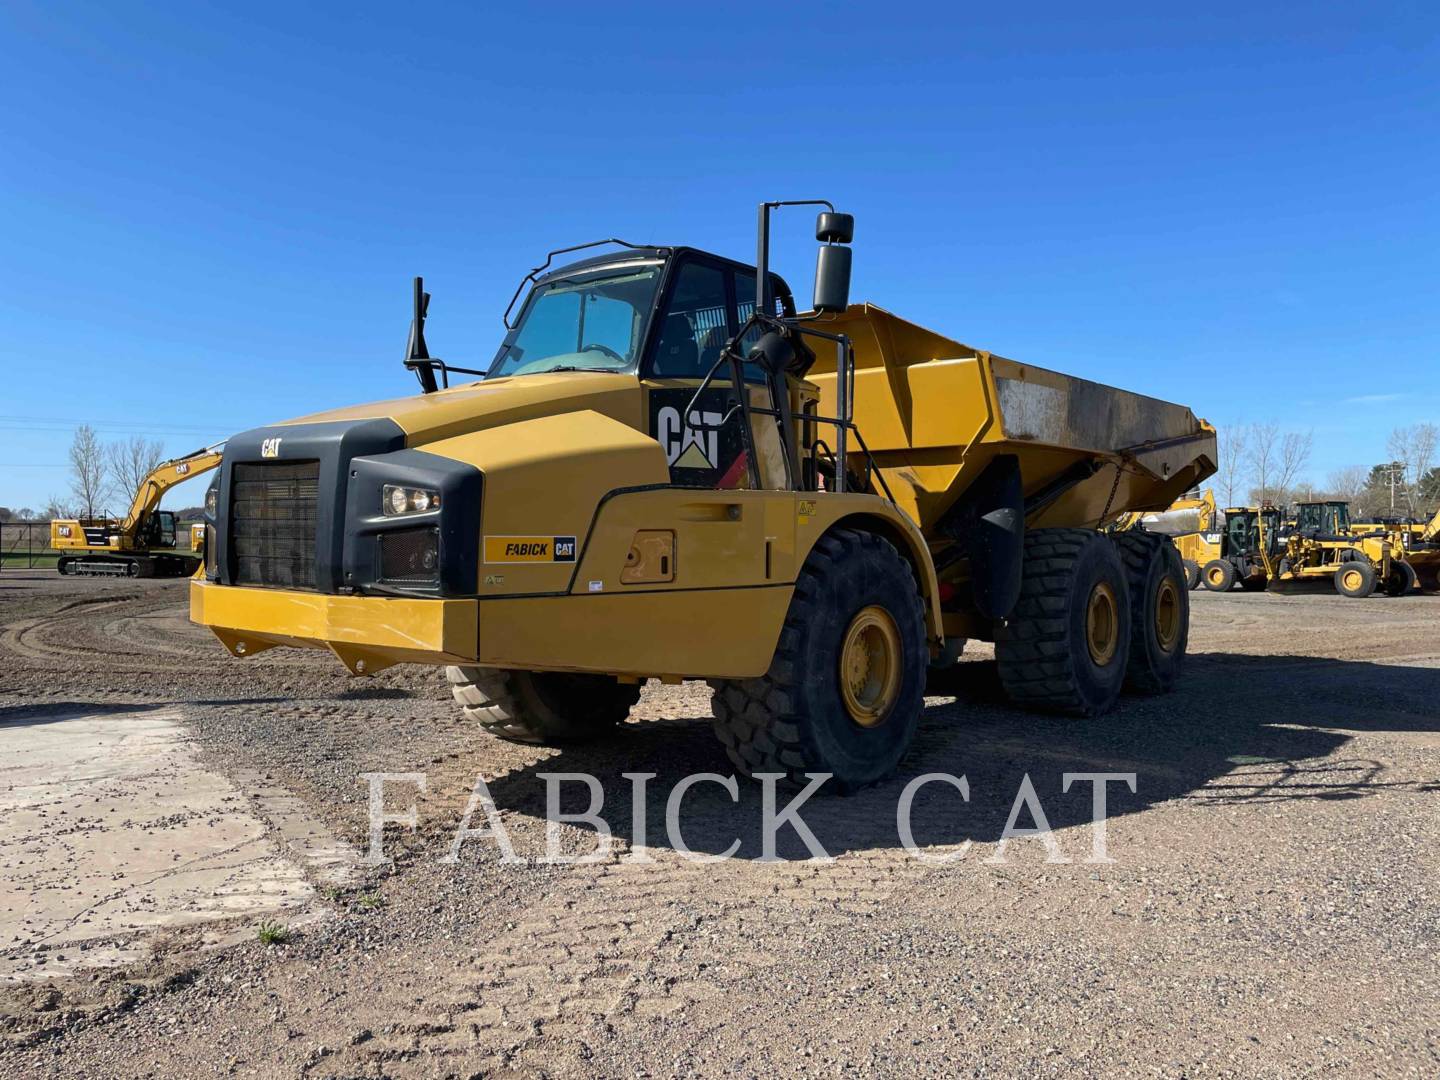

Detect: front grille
379,527,440,584
231,461,320,589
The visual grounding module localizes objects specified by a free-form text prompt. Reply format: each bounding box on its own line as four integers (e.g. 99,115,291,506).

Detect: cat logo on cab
260,437,282,458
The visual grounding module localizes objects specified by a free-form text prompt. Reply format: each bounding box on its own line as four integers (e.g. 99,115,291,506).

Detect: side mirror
813,245,851,313
747,330,796,375
813,211,854,313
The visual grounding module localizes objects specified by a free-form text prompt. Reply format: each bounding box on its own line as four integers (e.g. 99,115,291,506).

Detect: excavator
52,443,225,577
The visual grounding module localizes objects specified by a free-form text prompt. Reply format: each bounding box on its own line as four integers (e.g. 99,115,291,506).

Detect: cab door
641,256,788,491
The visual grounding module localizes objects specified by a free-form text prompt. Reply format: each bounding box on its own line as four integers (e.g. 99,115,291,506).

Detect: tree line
1211,421,1438,519
0,425,168,523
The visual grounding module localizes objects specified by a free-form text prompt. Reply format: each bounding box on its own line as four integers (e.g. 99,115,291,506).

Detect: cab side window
650,262,728,378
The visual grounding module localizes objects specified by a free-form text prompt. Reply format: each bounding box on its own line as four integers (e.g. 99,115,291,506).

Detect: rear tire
710,528,926,793
1113,532,1188,694
995,529,1131,716
1201,559,1235,592
1383,560,1417,597
1334,561,1376,598
445,667,641,744
1182,559,1200,591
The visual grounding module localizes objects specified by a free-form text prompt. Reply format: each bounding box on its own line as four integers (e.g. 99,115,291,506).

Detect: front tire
710,529,926,793
1334,561,1376,598
1201,559,1235,592
445,667,641,744
1114,532,1189,694
995,529,1131,716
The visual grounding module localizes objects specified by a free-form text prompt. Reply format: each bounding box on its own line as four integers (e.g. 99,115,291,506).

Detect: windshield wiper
541,365,630,374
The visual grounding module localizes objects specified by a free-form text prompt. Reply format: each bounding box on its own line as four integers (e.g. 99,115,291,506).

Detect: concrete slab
0,707,355,983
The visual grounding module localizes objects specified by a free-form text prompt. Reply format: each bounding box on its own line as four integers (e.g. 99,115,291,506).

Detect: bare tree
1326,465,1368,504
1273,429,1313,505
67,425,111,520
1387,423,1438,515
44,495,76,520
107,436,167,506
1245,421,1280,505
1214,423,1249,506
17,507,35,521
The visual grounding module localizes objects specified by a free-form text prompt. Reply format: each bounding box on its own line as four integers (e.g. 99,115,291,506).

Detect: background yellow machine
1116,488,1219,590
1350,508,1439,593
190,203,1216,790
52,444,224,577
1261,501,1412,598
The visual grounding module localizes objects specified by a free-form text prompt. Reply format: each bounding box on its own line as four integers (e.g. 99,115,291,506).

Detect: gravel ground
1,570,1437,1077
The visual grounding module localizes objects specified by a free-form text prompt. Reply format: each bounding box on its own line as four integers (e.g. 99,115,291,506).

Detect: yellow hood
278,371,645,447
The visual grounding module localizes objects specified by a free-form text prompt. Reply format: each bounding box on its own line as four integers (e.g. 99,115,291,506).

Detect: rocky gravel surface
1,571,1437,1076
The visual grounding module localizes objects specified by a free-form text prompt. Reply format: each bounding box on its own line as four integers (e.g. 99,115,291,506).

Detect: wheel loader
52,443,225,577
189,202,1217,790
1260,501,1413,598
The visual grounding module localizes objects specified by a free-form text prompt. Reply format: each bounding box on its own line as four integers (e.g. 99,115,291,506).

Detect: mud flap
938,454,1024,620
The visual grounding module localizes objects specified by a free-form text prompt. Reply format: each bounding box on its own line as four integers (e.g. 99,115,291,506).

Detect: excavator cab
143,510,179,549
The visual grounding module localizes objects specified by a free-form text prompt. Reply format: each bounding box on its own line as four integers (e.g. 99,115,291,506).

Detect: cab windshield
488,263,662,378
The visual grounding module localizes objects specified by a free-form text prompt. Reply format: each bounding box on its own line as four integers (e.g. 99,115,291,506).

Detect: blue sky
2,1,1436,511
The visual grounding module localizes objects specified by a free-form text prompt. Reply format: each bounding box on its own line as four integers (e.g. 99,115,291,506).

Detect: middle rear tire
996,528,1131,716
1383,560,1417,597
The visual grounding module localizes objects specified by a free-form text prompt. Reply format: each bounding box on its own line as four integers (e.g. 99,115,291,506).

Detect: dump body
806,306,1215,539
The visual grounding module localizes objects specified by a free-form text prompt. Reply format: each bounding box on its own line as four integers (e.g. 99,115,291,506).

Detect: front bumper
191,578,477,674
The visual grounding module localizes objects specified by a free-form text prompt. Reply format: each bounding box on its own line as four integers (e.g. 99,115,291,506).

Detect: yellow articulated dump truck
191,202,1216,790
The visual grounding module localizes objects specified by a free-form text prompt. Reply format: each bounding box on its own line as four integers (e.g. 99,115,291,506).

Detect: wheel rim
1154,577,1180,652
1341,568,1363,592
839,605,902,728
1207,566,1225,587
1085,582,1119,666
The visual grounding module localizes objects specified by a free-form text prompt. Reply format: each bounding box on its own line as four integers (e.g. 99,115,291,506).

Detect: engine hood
276,371,645,447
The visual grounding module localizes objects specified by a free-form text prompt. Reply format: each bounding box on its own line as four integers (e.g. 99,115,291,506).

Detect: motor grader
1260,501,1413,598
190,202,1216,790
1192,504,1280,593
52,443,224,577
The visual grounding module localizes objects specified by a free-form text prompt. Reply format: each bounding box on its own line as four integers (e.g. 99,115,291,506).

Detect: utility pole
1384,460,1406,511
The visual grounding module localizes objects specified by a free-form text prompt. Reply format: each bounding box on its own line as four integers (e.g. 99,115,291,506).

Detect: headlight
204,486,218,516
383,484,441,516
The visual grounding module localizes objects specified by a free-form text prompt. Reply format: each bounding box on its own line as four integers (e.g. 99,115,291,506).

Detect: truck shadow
475,652,1440,861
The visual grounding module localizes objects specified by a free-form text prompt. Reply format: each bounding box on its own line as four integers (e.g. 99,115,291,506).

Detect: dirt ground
0,570,1437,1078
